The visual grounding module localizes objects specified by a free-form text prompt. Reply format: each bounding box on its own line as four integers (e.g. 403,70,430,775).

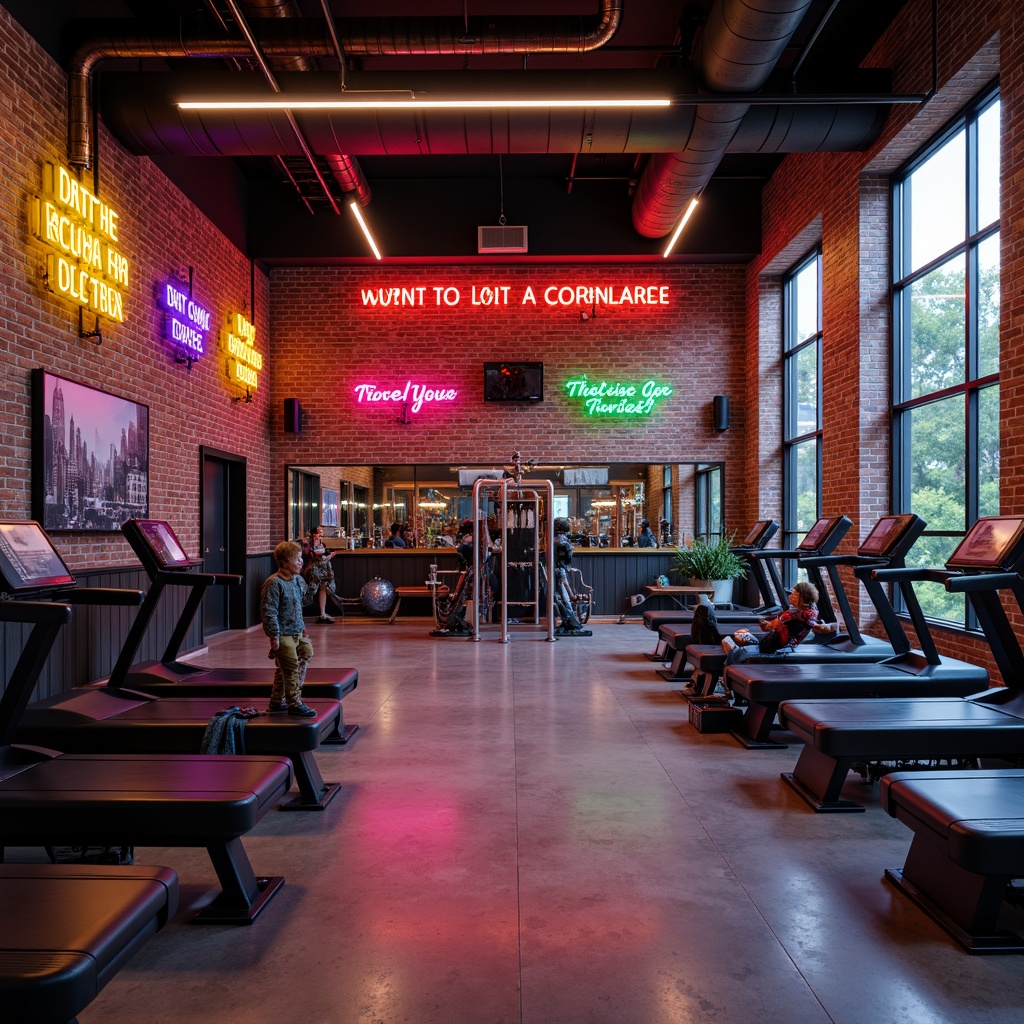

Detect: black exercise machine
777,514,1024,811
0,863,177,1024
681,514,983,748
636,519,784,645
0,593,292,925
0,521,341,811
111,519,358,744
655,515,852,680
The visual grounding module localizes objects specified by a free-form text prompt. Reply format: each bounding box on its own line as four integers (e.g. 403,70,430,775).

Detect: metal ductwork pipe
97,67,888,159
67,1,623,169
632,0,814,239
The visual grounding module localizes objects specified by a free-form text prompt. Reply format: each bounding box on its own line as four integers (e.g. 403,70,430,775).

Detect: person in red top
722,580,836,660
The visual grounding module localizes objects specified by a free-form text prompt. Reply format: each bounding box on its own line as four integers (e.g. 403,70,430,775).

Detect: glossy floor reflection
71,618,1024,1023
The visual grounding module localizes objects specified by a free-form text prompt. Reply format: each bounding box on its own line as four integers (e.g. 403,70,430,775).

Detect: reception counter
323,547,681,618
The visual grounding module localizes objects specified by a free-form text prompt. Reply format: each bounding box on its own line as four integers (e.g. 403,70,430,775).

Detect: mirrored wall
287,462,723,550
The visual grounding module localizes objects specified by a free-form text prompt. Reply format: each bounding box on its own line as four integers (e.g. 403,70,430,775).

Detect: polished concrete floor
60,617,1024,1022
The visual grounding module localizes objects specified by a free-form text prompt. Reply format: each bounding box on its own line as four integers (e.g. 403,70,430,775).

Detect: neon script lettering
354,381,458,414
563,376,673,417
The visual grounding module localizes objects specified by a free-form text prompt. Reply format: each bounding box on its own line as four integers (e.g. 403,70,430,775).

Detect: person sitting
637,518,658,547
384,522,407,548
551,517,591,636
302,525,338,623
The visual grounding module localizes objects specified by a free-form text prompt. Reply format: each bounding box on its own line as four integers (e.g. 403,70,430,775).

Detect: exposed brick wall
268,264,749,539
0,6,273,570
748,0,1018,680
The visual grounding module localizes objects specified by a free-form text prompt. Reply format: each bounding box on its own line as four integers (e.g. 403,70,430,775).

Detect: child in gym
260,540,316,716
721,580,836,663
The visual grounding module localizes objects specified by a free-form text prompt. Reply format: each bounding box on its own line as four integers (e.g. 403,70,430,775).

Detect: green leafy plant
670,534,747,582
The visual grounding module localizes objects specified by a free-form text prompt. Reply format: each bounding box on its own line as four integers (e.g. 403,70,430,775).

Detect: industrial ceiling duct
631,0,814,239
67,0,623,170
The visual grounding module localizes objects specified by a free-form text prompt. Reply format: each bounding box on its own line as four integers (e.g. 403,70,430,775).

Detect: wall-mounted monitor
483,362,543,402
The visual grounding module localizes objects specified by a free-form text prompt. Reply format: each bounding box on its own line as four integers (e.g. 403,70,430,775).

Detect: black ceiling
4,1,910,264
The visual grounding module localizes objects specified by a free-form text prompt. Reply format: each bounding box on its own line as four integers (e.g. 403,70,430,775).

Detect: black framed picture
31,369,150,532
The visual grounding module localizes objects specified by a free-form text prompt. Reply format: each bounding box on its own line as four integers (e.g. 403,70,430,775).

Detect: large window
783,249,823,568
892,88,1000,626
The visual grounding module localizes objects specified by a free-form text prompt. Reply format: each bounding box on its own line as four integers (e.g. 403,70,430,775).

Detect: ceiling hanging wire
498,154,506,226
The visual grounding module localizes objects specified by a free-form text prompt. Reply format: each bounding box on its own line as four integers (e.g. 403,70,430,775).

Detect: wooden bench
388,584,448,623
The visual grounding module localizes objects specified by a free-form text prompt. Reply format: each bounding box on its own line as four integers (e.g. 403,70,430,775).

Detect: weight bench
0,862,178,1024
880,768,1024,952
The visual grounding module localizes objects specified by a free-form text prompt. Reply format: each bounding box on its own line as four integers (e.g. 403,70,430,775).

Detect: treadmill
656,515,852,681
0,863,177,1023
0,547,294,925
678,514,929,712
776,514,1024,811
1,521,342,811
640,519,786,653
111,518,358,744
705,514,987,748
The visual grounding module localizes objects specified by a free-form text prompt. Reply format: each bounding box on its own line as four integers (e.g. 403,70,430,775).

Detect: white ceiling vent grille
478,225,528,254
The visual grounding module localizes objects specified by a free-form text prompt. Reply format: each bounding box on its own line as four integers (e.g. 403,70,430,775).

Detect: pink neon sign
354,381,458,414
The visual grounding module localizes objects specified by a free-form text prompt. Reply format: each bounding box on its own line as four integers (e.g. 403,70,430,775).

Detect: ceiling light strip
178,97,671,111
349,201,382,261
662,197,699,258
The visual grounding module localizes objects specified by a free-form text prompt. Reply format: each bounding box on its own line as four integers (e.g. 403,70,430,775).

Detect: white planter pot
690,578,734,606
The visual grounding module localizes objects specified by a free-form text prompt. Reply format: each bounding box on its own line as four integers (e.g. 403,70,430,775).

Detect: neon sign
224,311,262,391
358,283,670,309
31,162,130,323
354,381,458,414
563,376,673,416
158,281,211,359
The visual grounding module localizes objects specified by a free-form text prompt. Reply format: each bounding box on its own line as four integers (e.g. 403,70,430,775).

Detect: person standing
261,541,316,717
637,519,659,547
302,525,338,623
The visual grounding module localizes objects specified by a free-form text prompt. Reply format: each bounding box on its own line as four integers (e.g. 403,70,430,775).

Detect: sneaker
267,699,288,714
287,702,317,717
721,636,737,654
317,614,335,624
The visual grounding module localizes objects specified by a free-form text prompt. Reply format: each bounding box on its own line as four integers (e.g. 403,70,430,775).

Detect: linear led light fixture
178,96,672,111
349,200,382,261
662,197,700,258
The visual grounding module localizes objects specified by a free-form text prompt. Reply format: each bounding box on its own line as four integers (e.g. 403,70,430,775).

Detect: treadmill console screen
741,521,771,547
946,516,1024,571
0,521,76,592
799,517,837,551
131,520,197,569
859,515,918,557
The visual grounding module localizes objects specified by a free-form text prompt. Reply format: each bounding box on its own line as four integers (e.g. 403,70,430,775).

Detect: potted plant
670,534,747,606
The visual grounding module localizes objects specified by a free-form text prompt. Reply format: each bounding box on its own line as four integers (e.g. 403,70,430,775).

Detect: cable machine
470,453,556,643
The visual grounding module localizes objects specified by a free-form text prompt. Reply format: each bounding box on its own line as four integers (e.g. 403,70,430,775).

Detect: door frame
199,446,248,631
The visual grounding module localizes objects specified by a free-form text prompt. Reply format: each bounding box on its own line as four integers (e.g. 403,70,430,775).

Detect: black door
202,455,230,635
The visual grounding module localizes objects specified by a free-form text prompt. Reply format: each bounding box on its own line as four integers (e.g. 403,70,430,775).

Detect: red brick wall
268,264,748,539
0,6,273,569
748,0,1017,679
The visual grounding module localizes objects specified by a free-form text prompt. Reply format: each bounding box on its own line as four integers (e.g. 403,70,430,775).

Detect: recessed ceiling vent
478,225,528,254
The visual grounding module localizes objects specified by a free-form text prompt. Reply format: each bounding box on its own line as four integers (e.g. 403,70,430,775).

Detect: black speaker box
283,398,302,433
712,395,729,431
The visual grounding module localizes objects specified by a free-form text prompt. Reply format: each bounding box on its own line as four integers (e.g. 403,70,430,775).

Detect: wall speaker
283,398,302,433
712,395,730,431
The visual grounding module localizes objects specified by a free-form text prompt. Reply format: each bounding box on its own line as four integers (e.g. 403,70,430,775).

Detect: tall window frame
892,86,1000,629
782,248,823,575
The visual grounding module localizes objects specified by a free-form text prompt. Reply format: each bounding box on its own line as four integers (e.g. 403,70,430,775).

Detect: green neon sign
563,375,673,416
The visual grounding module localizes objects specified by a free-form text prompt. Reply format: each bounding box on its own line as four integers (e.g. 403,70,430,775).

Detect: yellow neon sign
224,311,262,391
31,162,129,323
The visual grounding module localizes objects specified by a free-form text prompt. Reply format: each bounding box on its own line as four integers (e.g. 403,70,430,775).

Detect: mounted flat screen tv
483,362,543,402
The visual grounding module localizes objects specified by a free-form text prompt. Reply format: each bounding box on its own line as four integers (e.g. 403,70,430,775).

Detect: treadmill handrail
946,571,1024,691
62,588,144,607
871,566,954,584
799,554,889,569
0,601,71,746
